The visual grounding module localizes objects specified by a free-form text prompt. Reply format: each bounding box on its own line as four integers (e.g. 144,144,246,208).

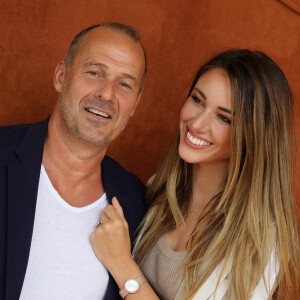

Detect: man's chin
76,131,113,147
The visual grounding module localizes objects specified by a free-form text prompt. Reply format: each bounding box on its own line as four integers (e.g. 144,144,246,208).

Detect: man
0,23,147,300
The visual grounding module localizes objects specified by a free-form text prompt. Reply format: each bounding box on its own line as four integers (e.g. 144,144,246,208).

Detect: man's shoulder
0,123,32,157
102,156,146,239
101,155,146,208
0,123,32,142
102,156,145,191
0,119,48,162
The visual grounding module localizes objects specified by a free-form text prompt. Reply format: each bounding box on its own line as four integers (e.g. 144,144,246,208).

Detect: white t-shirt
20,165,109,300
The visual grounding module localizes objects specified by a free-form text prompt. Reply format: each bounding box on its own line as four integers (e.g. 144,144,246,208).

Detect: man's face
54,27,145,147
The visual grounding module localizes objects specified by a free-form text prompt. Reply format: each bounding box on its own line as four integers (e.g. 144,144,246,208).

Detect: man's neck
42,115,107,207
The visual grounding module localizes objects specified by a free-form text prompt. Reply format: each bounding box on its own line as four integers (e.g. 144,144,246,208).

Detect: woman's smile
185,127,212,149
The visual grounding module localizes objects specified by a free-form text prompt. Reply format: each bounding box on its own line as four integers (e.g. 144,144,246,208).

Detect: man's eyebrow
218,106,232,115
84,62,137,85
85,61,108,68
194,87,207,100
121,73,137,85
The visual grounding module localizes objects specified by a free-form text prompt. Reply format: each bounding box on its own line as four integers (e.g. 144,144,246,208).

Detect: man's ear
130,93,142,117
54,61,67,92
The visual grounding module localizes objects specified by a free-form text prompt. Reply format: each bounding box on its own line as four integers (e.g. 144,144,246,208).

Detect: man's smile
85,107,112,119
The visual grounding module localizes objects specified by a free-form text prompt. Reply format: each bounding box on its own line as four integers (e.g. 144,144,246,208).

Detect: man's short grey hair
64,23,147,93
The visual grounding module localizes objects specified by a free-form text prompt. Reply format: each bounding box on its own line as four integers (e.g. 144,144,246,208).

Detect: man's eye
88,71,98,76
120,82,131,89
218,115,231,124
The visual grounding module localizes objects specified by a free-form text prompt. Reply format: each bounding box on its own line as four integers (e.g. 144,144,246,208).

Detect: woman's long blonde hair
134,50,300,299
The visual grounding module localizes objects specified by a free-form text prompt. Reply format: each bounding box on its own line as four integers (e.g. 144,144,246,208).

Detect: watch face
125,279,139,293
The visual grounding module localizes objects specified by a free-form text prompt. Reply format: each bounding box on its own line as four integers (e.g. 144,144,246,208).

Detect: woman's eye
191,95,202,104
218,114,231,124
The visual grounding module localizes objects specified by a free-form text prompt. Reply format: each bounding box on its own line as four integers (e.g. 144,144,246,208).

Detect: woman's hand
91,197,160,299
90,197,132,273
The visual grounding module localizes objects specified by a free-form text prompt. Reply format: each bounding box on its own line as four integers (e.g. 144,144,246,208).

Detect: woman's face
179,68,232,166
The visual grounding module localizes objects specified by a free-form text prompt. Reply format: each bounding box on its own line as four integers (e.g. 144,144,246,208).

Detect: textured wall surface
0,1,299,211
0,1,299,298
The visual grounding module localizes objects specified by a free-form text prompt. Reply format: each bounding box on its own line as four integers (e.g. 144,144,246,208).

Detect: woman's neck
190,160,229,209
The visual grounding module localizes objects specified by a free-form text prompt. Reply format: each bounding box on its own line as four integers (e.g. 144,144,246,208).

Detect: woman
91,49,300,299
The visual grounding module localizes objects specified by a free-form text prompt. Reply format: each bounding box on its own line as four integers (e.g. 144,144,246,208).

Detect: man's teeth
86,108,110,118
187,131,211,146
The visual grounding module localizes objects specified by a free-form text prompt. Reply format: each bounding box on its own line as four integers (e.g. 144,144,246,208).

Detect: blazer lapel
191,258,231,300
5,119,48,300
101,156,121,205
101,157,122,300
6,162,42,300
175,256,232,300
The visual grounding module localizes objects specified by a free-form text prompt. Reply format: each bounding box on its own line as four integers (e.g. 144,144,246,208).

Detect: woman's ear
54,61,67,92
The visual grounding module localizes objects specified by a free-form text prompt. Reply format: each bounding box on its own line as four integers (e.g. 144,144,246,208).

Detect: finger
112,197,125,219
104,204,121,221
101,211,110,223
96,220,103,227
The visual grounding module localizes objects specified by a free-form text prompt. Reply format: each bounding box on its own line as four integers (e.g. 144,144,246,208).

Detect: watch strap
119,275,147,299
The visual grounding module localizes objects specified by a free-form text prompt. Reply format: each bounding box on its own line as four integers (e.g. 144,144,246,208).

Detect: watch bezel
124,279,140,293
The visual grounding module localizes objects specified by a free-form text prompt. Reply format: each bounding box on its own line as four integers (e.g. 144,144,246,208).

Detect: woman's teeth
187,131,211,146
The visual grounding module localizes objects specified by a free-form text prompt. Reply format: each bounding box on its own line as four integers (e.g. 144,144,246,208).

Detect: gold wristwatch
119,275,147,299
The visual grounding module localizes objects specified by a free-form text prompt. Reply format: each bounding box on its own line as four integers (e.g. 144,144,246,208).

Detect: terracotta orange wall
0,1,299,297
0,2,299,212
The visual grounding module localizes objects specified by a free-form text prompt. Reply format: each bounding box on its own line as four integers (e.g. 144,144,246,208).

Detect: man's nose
95,80,115,102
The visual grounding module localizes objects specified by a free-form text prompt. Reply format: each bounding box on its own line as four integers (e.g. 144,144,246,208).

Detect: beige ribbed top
140,236,187,300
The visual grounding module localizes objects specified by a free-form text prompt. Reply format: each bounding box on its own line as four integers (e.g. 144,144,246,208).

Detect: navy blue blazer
0,119,146,300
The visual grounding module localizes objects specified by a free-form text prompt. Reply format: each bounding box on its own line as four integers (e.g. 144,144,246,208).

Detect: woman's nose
191,111,211,132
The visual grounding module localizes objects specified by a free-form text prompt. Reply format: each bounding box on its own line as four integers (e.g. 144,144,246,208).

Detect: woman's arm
90,197,159,300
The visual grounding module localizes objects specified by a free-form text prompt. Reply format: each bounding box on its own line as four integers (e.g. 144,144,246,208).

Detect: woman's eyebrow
218,106,232,114
194,87,231,114
194,87,207,100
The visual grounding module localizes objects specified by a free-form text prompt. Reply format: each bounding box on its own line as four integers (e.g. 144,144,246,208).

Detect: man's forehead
81,27,116,43
76,29,142,61
76,27,139,54
74,30,143,72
